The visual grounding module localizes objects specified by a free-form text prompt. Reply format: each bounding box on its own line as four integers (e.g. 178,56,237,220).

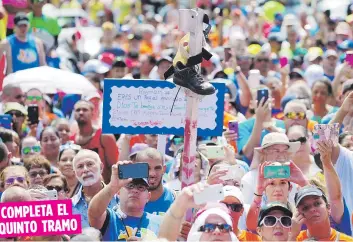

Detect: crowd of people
1,0,353,241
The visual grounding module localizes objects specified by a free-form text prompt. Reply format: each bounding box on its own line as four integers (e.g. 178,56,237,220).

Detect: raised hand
109,160,133,193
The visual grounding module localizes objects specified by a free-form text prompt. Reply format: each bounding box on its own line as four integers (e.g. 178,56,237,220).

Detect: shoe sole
173,77,216,96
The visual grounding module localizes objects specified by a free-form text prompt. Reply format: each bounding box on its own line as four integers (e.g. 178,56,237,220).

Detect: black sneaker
173,62,216,95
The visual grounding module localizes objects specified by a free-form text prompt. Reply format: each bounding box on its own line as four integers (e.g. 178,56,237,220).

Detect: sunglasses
5,176,25,185
60,143,81,152
260,215,292,228
15,94,25,100
125,183,148,192
29,170,47,178
198,223,233,233
289,137,307,144
26,96,42,101
256,58,269,63
223,203,243,212
22,146,41,155
285,112,306,120
7,111,24,118
46,185,65,193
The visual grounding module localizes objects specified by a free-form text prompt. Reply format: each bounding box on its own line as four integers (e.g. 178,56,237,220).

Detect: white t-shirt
335,146,353,214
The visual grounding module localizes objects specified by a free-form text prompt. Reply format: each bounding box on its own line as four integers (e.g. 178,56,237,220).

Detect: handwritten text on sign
0,200,81,238
102,80,225,136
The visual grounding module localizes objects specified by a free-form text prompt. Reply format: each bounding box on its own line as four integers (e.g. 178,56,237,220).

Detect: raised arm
317,140,344,224
88,161,132,230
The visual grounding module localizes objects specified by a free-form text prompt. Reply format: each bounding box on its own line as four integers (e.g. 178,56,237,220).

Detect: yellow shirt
237,230,261,241
88,0,104,23
296,229,353,241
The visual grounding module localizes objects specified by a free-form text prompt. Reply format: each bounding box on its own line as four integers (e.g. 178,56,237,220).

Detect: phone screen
118,163,149,179
27,105,39,125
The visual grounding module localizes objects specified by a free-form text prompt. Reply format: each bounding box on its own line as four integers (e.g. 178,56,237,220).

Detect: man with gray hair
0,84,25,113
72,149,117,228
1,186,31,202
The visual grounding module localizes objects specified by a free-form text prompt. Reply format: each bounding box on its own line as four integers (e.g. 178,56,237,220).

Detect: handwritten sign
102,80,225,136
0,200,81,238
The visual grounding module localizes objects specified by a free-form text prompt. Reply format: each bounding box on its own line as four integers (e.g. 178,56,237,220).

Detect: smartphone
313,123,339,145
27,105,39,125
279,57,288,68
257,89,269,105
224,47,232,62
205,145,225,160
264,165,290,179
44,190,58,200
346,51,353,67
194,184,225,205
220,165,245,181
228,120,238,137
0,114,12,129
118,163,149,179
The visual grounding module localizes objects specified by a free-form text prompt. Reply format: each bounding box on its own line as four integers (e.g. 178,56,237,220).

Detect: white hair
72,149,101,169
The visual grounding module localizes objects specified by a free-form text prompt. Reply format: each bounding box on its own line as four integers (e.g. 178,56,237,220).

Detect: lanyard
119,215,144,238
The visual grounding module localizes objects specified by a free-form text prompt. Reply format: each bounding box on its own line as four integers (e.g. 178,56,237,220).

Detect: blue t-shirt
237,118,285,164
331,199,352,236
101,209,161,241
115,187,175,216
144,187,175,216
8,34,40,72
324,73,335,81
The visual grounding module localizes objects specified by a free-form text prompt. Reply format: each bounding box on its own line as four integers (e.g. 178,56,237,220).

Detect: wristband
254,192,263,197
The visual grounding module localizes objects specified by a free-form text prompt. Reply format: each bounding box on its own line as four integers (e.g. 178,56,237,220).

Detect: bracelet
254,192,263,197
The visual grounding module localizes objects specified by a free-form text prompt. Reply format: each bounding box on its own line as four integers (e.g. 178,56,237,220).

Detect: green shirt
27,12,61,37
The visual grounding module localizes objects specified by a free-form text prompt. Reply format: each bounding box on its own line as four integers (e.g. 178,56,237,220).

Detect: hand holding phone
346,51,353,67
280,57,288,68
193,184,224,205
257,89,269,106
264,163,290,179
118,163,149,179
228,120,238,138
27,105,39,125
205,145,225,160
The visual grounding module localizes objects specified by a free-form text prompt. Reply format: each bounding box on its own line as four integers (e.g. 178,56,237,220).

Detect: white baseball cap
223,185,244,204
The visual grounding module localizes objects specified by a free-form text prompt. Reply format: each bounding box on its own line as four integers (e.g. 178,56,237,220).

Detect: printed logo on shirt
117,226,158,240
17,49,37,64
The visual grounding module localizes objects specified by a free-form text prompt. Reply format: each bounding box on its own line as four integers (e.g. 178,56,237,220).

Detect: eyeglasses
125,183,148,192
22,146,41,155
46,185,65,193
223,203,243,212
59,143,81,152
26,96,43,101
5,176,25,185
260,215,292,228
256,58,269,63
289,137,307,144
6,111,24,117
198,223,233,233
285,112,306,120
29,170,47,178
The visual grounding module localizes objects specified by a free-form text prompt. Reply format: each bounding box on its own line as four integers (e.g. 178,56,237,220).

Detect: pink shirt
2,0,28,29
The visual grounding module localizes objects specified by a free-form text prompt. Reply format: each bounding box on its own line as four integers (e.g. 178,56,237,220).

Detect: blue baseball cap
275,13,284,22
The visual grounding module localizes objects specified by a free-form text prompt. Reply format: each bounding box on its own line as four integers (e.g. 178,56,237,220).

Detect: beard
78,171,100,186
148,177,163,191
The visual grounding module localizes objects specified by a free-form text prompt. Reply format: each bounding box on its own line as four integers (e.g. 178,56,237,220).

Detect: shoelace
184,65,204,84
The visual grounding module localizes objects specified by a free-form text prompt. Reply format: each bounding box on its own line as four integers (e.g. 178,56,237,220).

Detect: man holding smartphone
72,149,117,228
88,160,161,241
134,148,176,216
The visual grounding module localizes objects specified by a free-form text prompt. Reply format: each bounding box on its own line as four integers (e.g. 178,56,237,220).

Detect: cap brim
132,178,149,187
255,141,301,153
295,190,323,207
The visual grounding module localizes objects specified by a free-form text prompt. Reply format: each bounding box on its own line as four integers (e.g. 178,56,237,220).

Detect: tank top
8,34,40,72
72,128,104,163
